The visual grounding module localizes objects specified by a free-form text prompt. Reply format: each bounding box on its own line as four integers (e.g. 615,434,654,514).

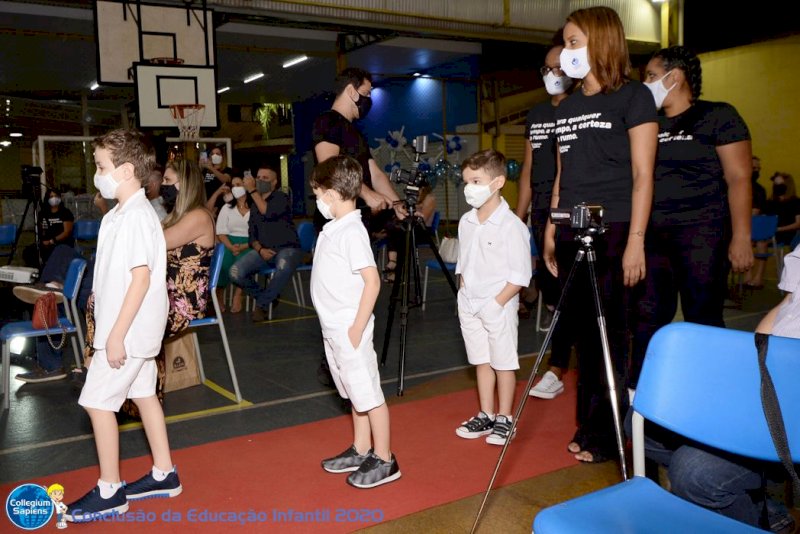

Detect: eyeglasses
540,66,565,77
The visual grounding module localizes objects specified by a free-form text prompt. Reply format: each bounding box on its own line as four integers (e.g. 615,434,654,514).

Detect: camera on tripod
389,135,429,207
550,203,604,231
21,165,44,198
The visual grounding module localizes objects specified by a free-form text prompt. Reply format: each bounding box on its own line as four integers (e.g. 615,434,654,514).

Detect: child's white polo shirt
310,209,376,337
92,188,168,358
456,198,531,303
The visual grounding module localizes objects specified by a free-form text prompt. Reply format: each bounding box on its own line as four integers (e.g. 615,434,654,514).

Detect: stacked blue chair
73,219,101,259
533,322,800,533
187,243,242,403
1,257,87,411
292,221,317,307
752,214,783,279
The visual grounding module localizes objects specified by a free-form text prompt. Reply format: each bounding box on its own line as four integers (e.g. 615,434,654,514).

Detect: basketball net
169,104,206,139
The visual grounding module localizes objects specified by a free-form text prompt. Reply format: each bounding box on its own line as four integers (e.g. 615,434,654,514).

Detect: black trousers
630,220,728,388
555,222,630,454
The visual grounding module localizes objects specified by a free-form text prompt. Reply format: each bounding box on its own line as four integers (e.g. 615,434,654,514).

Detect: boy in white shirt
310,155,401,488
455,149,532,445
66,129,179,522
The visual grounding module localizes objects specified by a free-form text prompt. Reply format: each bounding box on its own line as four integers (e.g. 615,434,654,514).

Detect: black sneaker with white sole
486,414,516,445
124,469,182,500
322,445,371,473
346,452,401,489
65,486,128,522
455,411,495,439
15,366,67,383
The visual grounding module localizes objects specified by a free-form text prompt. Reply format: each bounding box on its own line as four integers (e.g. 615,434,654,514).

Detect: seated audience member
230,165,302,322
23,188,75,268
746,172,800,289
215,176,251,312
644,243,800,533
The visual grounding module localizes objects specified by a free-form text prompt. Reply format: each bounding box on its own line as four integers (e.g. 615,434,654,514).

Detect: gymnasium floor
0,246,785,532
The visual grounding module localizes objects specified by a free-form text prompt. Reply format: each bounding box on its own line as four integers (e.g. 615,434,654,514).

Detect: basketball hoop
169,104,206,139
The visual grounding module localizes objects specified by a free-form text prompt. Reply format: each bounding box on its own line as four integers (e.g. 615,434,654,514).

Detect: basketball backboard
94,0,215,85
134,63,219,129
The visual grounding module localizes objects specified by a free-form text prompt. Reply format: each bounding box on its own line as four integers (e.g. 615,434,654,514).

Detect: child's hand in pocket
347,325,363,349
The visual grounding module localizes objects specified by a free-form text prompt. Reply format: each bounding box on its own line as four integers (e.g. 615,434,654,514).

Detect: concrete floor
0,245,787,531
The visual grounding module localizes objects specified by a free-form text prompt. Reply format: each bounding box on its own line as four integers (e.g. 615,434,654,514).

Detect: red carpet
2,375,578,532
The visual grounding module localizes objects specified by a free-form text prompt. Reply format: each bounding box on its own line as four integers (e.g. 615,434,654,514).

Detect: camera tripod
9,170,44,266
471,226,628,533
379,200,458,396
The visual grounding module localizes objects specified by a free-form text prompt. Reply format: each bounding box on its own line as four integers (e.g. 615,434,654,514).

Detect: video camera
21,165,44,198
389,135,429,207
550,203,604,232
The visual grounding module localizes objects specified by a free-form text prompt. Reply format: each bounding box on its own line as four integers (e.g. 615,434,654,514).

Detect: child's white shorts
322,318,385,413
457,291,520,371
79,350,157,412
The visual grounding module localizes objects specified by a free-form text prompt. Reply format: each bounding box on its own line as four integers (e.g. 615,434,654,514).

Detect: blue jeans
229,248,303,310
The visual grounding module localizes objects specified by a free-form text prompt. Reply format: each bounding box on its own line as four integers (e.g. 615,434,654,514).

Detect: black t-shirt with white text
204,166,233,207
311,110,373,189
555,81,657,222
40,205,75,246
652,100,750,226
525,102,558,213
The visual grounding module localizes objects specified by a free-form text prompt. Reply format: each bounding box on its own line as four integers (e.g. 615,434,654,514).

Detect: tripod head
390,135,429,212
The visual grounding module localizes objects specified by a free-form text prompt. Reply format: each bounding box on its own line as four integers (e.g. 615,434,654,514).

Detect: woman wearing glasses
630,46,753,389
515,37,576,401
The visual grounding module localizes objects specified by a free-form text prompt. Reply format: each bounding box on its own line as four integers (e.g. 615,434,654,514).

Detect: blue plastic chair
421,258,457,312
187,243,242,403
1,257,87,411
0,223,17,261
752,214,783,279
73,219,101,258
293,221,318,307
533,322,800,533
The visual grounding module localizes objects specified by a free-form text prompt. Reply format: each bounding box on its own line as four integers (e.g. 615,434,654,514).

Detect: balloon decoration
446,135,463,154
506,159,521,182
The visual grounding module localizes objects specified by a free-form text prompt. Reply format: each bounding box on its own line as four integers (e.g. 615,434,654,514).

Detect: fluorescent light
413,72,421,77
9,132,22,137
243,72,265,84
282,55,308,69
0,141,11,147
217,86,230,94
90,81,99,90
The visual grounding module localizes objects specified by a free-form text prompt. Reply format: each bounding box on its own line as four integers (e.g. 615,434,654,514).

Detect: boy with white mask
66,129,178,522
310,155,401,489
455,149,531,445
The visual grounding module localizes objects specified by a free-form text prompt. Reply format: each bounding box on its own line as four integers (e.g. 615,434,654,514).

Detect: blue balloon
446,145,454,154
506,159,521,181
385,134,393,143
390,139,398,148
384,163,393,172
452,135,461,143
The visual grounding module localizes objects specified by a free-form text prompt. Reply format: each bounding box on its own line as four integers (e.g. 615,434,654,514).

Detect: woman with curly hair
631,45,753,387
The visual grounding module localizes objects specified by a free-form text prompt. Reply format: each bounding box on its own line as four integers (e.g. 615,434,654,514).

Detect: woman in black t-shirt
23,188,75,267
631,46,754,385
542,7,658,465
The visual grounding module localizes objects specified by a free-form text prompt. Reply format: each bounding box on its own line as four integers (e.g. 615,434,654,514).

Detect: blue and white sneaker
124,469,182,500
65,486,128,522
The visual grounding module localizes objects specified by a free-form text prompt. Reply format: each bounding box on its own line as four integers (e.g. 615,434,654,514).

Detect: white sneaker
529,370,564,399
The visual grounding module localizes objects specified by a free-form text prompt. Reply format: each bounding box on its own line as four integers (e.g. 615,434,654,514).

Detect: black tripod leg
395,219,416,396
585,248,628,480
379,245,403,367
470,247,586,534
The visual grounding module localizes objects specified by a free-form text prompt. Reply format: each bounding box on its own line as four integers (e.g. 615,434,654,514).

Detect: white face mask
94,168,120,199
211,154,223,165
232,186,247,199
48,197,61,207
543,71,573,95
316,197,334,220
560,46,591,80
464,178,498,209
644,71,676,109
